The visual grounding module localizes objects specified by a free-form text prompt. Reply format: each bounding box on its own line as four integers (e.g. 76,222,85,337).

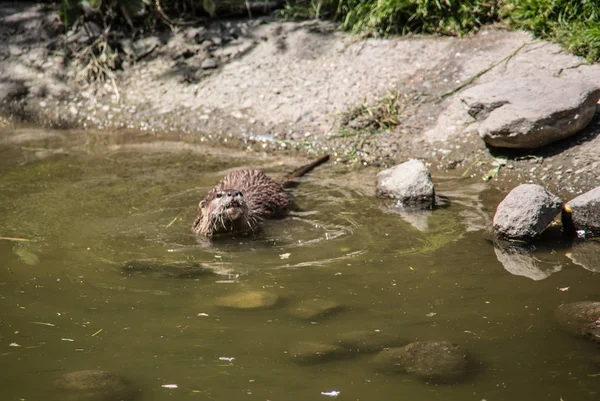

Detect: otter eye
216,193,223,199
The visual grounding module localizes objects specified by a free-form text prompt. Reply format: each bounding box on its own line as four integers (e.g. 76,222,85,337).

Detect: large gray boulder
461,77,600,148
376,159,435,208
492,184,562,241
563,186,600,238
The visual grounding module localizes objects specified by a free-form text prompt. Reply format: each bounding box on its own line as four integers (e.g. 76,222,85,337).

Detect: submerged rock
215,290,280,310
371,341,469,382
122,259,215,279
555,301,600,344
54,370,138,401
461,77,600,148
563,186,600,238
376,159,435,209
492,184,562,241
336,330,406,353
287,299,343,321
289,342,351,365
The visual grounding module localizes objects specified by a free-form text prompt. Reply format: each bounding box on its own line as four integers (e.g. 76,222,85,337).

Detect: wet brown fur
192,155,330,238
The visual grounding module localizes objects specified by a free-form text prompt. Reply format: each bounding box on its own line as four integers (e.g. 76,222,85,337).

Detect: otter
192,155,330,238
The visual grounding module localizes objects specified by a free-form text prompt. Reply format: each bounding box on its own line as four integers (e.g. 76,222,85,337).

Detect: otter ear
199,200,206,209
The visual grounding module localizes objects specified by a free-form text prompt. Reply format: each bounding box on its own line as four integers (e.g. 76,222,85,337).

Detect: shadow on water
1,126,600,401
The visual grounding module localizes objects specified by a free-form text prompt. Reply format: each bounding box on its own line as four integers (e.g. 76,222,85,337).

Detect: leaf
203,0,216,17
482,165,501,181
14,247,40,266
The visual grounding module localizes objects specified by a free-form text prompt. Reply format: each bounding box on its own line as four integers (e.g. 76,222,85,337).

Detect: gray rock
54,370,138,401
336,330,406,353
122,259,215,279
8,44,23,56
185,27,208,43
215,290,280,310
563,186,600,238
201,58,218,69
492,184,562,241
132,36,161,60
287,299,343,320
0,80,28,103
289,342,351,365
555,301,600,343
461,77,600,148
371,341,469,382
376,159,435,208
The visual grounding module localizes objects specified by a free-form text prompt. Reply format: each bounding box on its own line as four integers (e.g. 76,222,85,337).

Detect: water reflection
566,240,600,273
493,242,562,280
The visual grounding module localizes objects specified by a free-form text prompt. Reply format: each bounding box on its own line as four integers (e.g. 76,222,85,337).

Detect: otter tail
281,155,330,189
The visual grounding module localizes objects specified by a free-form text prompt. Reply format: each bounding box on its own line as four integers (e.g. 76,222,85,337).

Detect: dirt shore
1,2,599,198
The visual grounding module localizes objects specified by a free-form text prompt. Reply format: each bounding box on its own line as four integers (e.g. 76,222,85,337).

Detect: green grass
278,0,600,62
502,0,600,62
53,1,600,62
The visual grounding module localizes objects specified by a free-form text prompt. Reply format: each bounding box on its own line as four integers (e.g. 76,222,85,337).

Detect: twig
166,212,183,228
439,41,536,99
155,0,175,31
0,236,35,242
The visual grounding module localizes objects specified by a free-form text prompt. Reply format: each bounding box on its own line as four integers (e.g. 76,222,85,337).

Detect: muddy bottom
0,127,599,401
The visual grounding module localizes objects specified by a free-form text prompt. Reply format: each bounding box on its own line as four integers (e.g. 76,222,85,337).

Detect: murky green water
1,127,599,401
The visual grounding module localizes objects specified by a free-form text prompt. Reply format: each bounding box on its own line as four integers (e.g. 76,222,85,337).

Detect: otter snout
225,191,244,207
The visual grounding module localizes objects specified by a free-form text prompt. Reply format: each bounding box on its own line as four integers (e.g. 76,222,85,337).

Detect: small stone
215,291,280,310
9,44,23,56
201,58,218,69
289,342,350,365
288,299,343,320
376,159,435,209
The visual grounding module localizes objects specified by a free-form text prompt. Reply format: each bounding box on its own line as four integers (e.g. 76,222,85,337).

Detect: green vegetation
279,0,600,62
52,1,600,62
502,0,600,62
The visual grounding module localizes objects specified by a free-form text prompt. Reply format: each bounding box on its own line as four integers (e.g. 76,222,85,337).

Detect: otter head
193,189,252,237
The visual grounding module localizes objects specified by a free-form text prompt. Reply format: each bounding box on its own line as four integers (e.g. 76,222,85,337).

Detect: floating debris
30,322,55,327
